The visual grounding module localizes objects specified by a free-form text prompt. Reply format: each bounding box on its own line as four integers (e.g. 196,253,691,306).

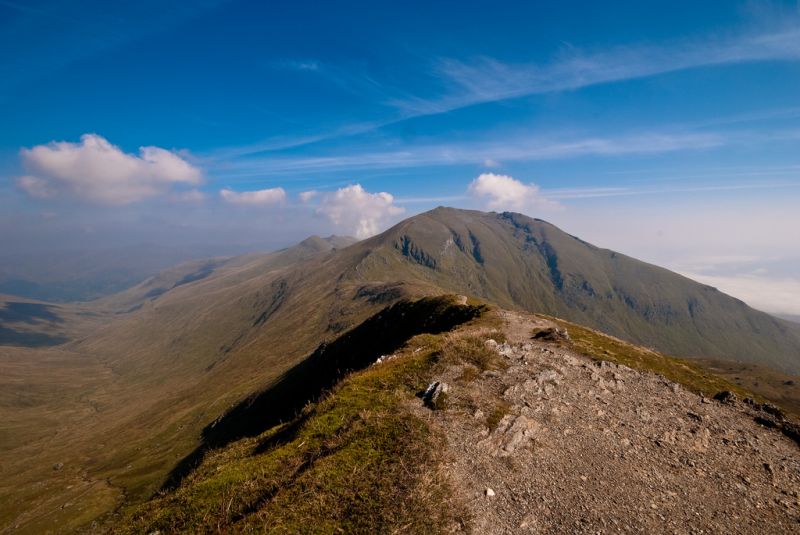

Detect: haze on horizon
1,0,799,316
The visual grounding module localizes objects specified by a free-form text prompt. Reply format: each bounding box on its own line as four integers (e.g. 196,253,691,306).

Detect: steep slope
351,207,800,374
113,300,800,534
96,235,357,313
1,235,381,533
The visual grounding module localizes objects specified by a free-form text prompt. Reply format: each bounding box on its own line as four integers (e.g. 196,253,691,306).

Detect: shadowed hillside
163,297,482,490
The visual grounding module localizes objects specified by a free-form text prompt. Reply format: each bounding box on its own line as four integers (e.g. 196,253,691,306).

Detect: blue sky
1,0,800,314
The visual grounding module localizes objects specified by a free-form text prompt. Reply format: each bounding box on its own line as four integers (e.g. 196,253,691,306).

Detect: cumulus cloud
316,184,404,239
298,190,319,203
468,173,561,211
17,134,202,204
219,187,286,206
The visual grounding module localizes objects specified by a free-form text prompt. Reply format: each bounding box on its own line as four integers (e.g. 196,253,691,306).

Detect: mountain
0,244,242,302
349,207,800,374
2,208,799,533
114,299,800,534
776,313,800,325
1,234,380,533
96,235,358,313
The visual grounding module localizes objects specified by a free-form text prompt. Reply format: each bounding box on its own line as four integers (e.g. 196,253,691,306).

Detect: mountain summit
348,207,800,373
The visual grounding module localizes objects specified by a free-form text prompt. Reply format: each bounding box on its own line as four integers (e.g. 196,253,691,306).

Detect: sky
1,0,799,315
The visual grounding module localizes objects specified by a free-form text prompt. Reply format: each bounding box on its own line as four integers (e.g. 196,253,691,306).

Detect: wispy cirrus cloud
213,130,725,177
208,24,800,160
390,25,800,115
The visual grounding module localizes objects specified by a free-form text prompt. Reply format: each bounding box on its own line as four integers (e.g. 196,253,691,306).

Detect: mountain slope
3,208,799,532
113,300,800,534
350,207,800,373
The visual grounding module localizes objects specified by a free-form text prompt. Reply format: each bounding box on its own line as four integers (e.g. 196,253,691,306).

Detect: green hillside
353,207,800,374
110,295,784,534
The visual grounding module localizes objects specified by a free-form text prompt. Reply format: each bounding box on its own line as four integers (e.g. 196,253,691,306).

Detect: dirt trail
416,311,800,534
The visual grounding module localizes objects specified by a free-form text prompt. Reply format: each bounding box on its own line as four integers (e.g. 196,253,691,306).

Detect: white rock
485,487,496,497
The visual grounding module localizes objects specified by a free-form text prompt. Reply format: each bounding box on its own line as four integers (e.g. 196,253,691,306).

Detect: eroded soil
413,311,800,534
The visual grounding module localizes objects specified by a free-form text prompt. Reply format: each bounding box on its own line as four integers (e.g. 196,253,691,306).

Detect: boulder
531,327,570,343
423,381,449,410
713,391,737,404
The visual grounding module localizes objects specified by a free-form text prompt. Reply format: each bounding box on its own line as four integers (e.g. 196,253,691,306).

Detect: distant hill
0,244,230,302
0,239,358,303
775,313,800,325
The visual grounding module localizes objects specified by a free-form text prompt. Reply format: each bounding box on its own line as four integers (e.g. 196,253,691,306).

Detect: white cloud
214,131,725,177
17,175,56,198
483,159,500,168
468,173,561,212
681,272,800,316
271,59,321,72
219,187,286,206
391,26,800,116
316,184,404,239
173,189,207,203
298,190,318,203
17,134,202,205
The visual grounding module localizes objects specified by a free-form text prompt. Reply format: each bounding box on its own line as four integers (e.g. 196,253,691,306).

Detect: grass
440,333,507,372
486,401,512,431
457,365,481,383
110,304,484,534
694,358,800,417
549,317,767,403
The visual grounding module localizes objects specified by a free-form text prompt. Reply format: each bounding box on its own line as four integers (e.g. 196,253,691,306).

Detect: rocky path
416,311,800,534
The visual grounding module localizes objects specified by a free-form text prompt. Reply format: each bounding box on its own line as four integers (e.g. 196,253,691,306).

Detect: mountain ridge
2,207,799,533
347,207,800,373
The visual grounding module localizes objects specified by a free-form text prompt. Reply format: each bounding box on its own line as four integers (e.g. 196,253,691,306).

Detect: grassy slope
114,332,456,534
0,294,107,347
693,358,800,416
353,207,800,374
0,239,383,533
549,318,764,405
110,297,499,534
114,299,771,533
